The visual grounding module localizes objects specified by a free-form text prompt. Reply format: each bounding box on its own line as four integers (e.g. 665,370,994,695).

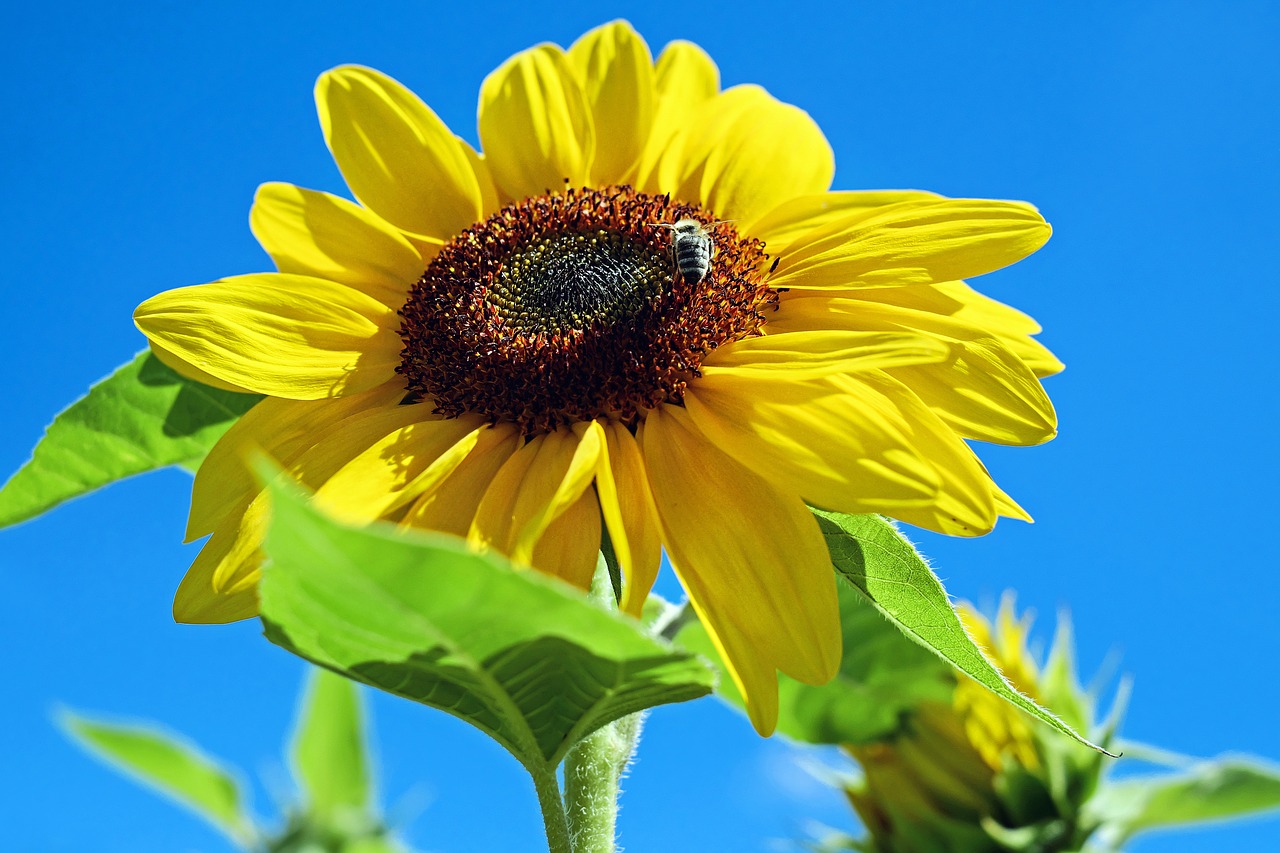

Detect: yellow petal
590,421,662,616
993,484,1033,522
214,400,445,596
401,423,522,535
568,20,655,185
314,414,489,525
389,421,503,514
284,400,439,492
510,428,601,564
468,434,540,551
659,85,833,226
933,282,1063,378
682,373,941,515
656,85,758,205
703,330,949,379
316,65,484,241
642,405,841,735
634,40,719,192
186,384,404,541
469,429,599,564
530,485,602,591
173,531,260,624
175,497,269,623
835,373,999,536
460,141,502,218
249,182,423,308
478,44,594,201
149,340,254,394
770,297,1056,445
749,190,941,256
835,281,1063,379
219,400,441,586
996,334,1062,379
134,273,401,400
179,397,452,622
890,352,1055,446
770,199,1051,290
819,277,1043,335
923,281,1041,334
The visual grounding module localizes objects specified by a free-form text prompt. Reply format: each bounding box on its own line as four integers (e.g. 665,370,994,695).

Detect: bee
653,218,716,284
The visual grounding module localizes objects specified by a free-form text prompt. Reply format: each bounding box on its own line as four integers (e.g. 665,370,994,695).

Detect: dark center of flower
488,231,668,335
397,185,774,435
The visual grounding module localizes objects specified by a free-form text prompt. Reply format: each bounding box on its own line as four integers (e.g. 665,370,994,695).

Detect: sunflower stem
530,762,574,853
562,712,645,853
561,555,645,852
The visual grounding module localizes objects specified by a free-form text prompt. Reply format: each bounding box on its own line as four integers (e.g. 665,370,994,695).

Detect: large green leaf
812,511,1110,755
679,576,955,744
1089,757,1280,845
290,668,371,822
60,710,254,844
0,350,261,527
258,480,715,774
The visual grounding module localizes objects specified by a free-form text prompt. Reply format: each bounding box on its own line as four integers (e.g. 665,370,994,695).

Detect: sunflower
133,21,1060,735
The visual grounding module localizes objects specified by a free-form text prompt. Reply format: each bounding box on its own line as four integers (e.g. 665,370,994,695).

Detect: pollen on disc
396,185,775,435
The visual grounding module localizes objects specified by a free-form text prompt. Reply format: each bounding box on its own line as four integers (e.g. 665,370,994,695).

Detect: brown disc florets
397,185,774,435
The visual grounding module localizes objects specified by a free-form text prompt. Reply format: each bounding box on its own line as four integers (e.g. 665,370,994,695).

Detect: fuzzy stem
530,761,574,853
561,557,645,852
562,712,645,853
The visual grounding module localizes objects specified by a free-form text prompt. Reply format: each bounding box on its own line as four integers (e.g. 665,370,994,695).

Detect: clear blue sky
3,2,1278,850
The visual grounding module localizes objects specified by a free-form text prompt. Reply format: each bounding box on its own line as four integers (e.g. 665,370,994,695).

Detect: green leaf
0,350,261,528
258,479,715,774
290,668,372,822
679,577,954,744
1090,756,1280,845
60,710,253,843
812,511,1111,755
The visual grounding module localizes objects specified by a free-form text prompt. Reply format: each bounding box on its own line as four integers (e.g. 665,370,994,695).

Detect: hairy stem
563,711,645,852
561,555,645,852
530,761,573,853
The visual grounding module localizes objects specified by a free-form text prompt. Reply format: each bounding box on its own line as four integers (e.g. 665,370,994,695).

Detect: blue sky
3,2,1278,850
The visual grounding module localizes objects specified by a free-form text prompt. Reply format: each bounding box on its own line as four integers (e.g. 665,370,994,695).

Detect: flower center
488,230,668,335
397,186,774,435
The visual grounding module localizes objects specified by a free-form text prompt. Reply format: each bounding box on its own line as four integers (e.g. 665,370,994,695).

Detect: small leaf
258,478,714,774
290,668,372,821
679,577,954,744
60,710,253,843
0,350,261,527
812,511,1110,755
1090,756,1280,844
